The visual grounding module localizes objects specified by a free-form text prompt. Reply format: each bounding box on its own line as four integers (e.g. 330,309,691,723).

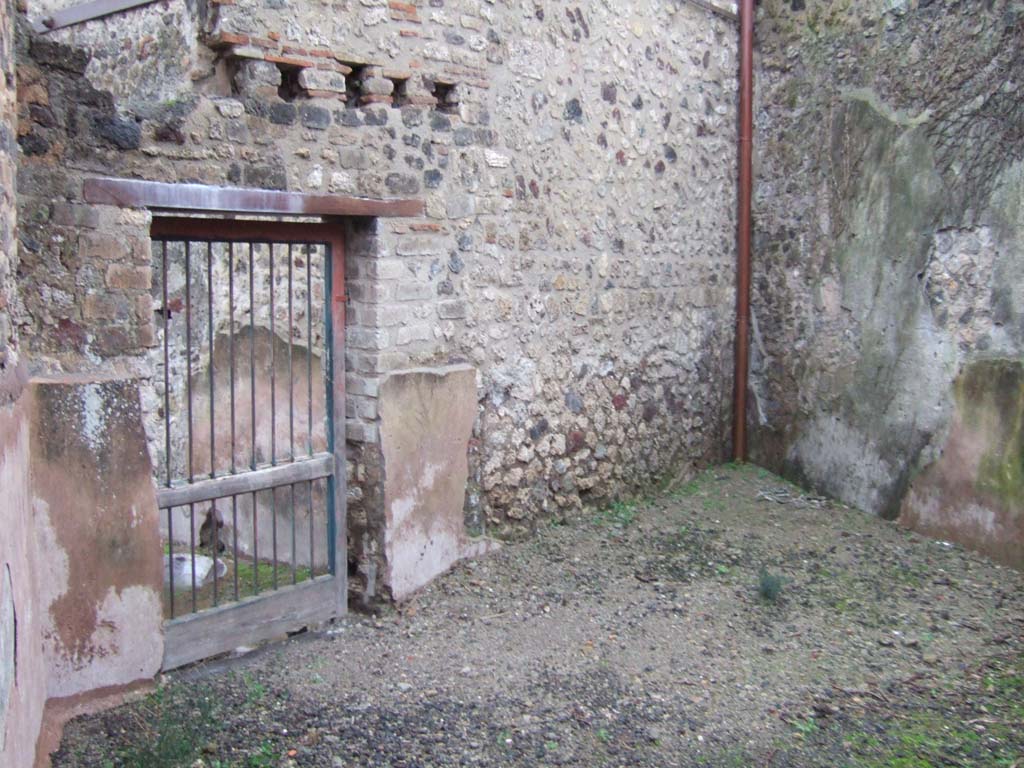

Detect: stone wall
0,0,48,762
15,0,740,601
751,0,1024,565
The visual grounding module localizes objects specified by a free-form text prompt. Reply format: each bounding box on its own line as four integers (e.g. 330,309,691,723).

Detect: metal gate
149,218,346,669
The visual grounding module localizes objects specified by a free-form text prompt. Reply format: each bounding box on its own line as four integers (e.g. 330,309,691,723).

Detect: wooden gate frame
151,217,347,669
82,176,423,669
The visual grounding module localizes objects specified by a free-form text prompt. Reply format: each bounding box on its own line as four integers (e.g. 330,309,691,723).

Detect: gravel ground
54,463,1024,767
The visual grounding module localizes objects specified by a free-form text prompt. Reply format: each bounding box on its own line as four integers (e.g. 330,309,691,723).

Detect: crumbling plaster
751,0,1024,565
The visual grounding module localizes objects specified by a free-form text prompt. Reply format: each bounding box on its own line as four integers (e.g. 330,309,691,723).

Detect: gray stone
234,60,282,93
298,69,346,94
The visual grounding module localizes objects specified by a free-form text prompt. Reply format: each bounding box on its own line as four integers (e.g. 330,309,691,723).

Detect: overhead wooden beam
33,0,159,33
83,177,425,218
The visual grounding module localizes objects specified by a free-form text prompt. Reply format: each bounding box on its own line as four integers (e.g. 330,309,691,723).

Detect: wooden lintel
157,453,334,509
33,0,159,33
83,177,424,218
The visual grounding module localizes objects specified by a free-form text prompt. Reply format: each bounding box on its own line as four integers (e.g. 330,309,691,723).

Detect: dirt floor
54,463,1024,767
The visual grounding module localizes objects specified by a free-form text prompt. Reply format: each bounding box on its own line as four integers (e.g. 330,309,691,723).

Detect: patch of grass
891,563,929,589
115,685,221,768
672,478,702,497
163,542,320,616
986,669,1024,696
238,558,314,593
240,671,266,704
594,500,638,528
843,705,1021,768
758,568,784,603
831,596,853,613
844,731,882,751
246,741,278,767
792,718,819,738
870,716,974,766
698,746,756,768
701,496,726,512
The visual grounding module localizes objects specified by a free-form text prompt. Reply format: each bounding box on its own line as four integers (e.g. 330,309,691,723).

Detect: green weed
241,671,266,703
701,496,726,512
594,500,638,528
792,718,818,738
672,479,702,497
246,741,278,768
162,542,319,615
844,709,1012,768
758,568,784,603
115,686,221,768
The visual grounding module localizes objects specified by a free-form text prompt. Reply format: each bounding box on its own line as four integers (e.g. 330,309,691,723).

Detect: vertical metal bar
208,241,215,478
306,243,313,457
252,490,259,595
207,242,218,605
271,485,278,590
324,241,337,576
232,494,239,601
291,482,297,585
229,242,236,475
167,505,175,619
249,243,256,472
308,478,314,575
288,243,295,462
189,502,196,613
186,241,197,615
270,243,278,592
186,242,194,484
212,505,219,607
270,243,276,467
327,233,348,615
162,241,171,486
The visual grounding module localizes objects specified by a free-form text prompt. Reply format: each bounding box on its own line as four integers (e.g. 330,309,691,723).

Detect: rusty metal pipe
733,0,754,462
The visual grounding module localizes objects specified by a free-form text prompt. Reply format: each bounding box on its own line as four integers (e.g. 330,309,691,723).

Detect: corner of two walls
750,0,1024,566
1,13,166,763
5,0,744,757
1,0,48,760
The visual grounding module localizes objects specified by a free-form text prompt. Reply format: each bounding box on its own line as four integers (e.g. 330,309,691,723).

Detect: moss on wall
752,0,1024,563
958,359,1024,512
